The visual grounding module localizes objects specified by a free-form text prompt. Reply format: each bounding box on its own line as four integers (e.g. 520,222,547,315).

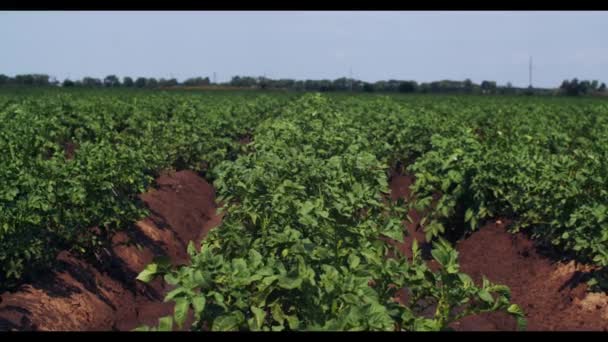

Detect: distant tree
591,80,599,91
230,76,257,88
560,79,578,96
524,85,535,96
35,74,50,86
158,78,178,87
463,79,474,94
332,77,349,91
480,80,497,94
230,76,241,87
398,81,418,93
62,79,75,87
599,83,607,92
318,79,334,92
579,80,591,95
419,83,431,93
183,77,210,87
103,75,121,87
499,82,515,95
429,81,441,93
14,74,33,85
303,79,316,91
426,80,466,93
123,77,134,87
559,78,598,96
82,77,102,87
0,74,9,85
146,78,158,88
134,77,147,88
385,80,401,92
363,83,375,92
13,74,49,86
275,78,295,89
294,80,305,91
373,80,387,92
258,76,269,90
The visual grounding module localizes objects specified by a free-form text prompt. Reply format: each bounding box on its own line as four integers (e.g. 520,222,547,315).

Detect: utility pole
213,72,217,84
529,56,533,88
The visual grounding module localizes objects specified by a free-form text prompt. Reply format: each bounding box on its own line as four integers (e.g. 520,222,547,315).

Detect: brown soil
2,167,606,331
386,170,439,269
389,171,608,331
237,134,252,145
452,222,608,331
0,170,222,331
64,141,77,160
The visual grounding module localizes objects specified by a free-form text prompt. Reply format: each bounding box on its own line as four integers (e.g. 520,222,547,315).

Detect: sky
1,11,607,88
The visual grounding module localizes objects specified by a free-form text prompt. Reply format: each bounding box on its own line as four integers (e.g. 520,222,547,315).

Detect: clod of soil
0,170,222,331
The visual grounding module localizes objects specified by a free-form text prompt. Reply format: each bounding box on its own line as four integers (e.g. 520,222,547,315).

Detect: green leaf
278,275,302,289
187,241,197,258
382,219,404,242
348,254,361,269
212,312,244,331
250,306,266,330
464,208,474,222
165,287,187,302
232,258,248,273
271,303,286,325
248,249,263,268
458,273,473,286
411,239,421,260
249,212,258,225
507,304,527,331
286,315,300,330
174,297,189,328
158,316,173,331
477,289,494,304
191,295,206,319
136,263,159,283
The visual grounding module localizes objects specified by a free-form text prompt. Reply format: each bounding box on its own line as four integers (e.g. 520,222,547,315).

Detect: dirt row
1,169,606,331
389,171,608,331
0,170,221,331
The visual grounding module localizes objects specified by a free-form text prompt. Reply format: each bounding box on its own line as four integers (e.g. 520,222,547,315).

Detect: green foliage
8,89,605,330
0,90,286,287
404,97,608,270
136,93,525,331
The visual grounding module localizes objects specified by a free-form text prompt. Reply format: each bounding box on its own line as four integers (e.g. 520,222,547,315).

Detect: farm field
0,89,607,331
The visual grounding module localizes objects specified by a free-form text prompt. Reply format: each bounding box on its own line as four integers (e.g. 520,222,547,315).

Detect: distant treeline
0,73,606,96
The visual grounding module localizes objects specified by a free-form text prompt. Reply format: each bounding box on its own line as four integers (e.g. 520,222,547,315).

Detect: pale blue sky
1,11,607,88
